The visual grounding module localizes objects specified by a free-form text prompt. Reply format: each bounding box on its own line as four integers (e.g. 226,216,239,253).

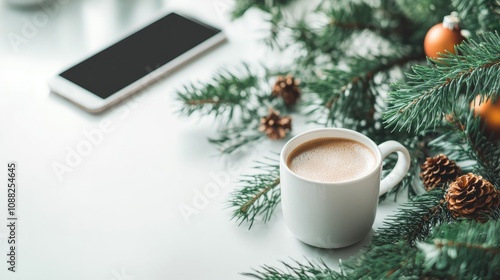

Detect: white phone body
48,12,226,113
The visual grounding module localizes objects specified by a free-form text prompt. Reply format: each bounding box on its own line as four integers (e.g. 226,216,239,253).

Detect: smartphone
48,12,226,112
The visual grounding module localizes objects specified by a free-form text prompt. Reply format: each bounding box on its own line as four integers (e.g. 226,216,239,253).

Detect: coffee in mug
286,137,376,183
280,128,411,248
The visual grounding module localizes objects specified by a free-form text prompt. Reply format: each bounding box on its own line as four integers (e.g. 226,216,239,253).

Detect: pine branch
243,258,342,279
342,242,423,279
394,0,450,26
177,63,293,154
261,0,424,74
305,52,423,126
417,221,500,279
176,63,264,125
231,0,295,19
384,32,500,133
371,189,451,247
452,0,500,34
228,156,281,228
286,1,411,70
341,221,500,279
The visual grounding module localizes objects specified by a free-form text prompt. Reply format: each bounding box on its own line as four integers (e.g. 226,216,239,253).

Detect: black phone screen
59,13,221,99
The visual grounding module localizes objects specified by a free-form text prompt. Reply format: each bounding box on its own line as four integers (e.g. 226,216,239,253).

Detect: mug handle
378,140,411,196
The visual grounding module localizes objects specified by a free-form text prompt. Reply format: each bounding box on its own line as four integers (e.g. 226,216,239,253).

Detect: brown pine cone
258,108,292,140
446,173,500,222
272,75,300,106
420,154,461,191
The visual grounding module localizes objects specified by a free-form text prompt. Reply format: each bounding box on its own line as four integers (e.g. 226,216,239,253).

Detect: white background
0,0,406,279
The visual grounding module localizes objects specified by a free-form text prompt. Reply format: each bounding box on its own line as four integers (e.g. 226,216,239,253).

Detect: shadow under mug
280,128,411,249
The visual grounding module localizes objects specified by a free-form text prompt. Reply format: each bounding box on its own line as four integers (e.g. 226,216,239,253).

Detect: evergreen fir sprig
309,1,381,53
384,32,500,133
371,189,450,247
282,1,417,71
243,258,341,279
417,221,500,279
305,52,424,127
339,241,423,279
262,7,286,50
228,156,281,228
452,0,500,34
339,221,500,279
231,0,295,20
177,63,294,154
208,117,265,154
394,0,450,26
176,63,265,125
260,0,426,73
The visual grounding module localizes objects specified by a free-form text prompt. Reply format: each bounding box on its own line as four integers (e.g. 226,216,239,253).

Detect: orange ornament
424,12,465,58
471,95,500,138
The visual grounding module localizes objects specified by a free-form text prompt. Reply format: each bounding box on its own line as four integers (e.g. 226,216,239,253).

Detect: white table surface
0,0,405,279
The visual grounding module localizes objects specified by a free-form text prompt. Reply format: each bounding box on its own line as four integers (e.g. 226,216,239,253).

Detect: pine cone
420,154,461,191
272,75,300,106
446,173,500,222
259,108,292,140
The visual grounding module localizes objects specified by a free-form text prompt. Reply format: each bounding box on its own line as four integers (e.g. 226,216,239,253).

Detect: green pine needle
228,156,281,229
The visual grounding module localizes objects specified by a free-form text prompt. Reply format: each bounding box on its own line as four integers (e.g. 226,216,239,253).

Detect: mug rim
280,128,383,186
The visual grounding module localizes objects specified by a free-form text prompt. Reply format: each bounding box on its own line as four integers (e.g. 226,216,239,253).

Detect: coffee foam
287,138,376,183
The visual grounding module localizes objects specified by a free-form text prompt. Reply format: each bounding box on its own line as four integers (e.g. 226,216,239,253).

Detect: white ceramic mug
280,128,411,249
